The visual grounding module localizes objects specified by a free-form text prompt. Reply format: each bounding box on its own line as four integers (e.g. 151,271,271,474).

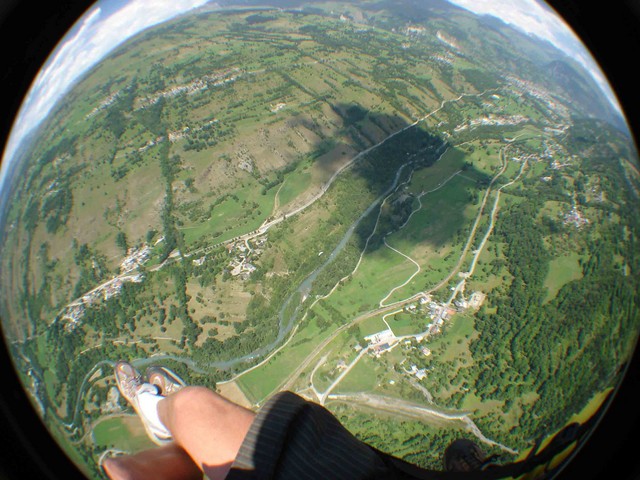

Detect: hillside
0,3,638,478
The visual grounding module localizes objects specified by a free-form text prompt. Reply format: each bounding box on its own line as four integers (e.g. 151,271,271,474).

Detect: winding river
134,157,415,373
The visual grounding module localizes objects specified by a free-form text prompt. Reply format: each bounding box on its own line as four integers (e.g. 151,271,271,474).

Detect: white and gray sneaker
146,365,187,396
114,360,172,445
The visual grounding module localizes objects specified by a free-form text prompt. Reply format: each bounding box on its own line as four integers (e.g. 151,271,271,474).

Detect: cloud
448,0,620,112
1,0,623,189
450,0,570,45
16,7,103,143
1,0,207,188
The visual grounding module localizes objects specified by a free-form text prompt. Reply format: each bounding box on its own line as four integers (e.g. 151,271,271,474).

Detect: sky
0,0,621,189
448,0,619,111
0,0,208,189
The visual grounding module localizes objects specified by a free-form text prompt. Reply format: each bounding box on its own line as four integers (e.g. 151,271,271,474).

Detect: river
136,159,414,373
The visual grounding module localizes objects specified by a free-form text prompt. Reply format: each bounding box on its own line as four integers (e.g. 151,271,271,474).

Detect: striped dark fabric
224,390,599,480
225,391,441,480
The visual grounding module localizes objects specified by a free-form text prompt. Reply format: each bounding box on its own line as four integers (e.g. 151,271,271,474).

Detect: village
58,228,269,331
135,68,240,110
506,74,571,120
306,289,487,405
224,234,268,280
59,245,151,330
564,204,590,228
453,113,529,133
353,291,486,384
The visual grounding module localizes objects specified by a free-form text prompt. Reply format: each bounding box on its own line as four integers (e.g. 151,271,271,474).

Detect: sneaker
146,365,186,396
114,360,145,403
114,361,171,445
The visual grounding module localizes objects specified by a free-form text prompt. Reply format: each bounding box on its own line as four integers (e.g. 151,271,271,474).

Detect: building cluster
136,68,240,110
423,298,457,336
454,114,528,133
359,291,485,375
506,75,570,120
404,363,428,380
364,328,397,357
431,52,455,67
544,125,570,137
58,245,152,330
167,119,218,144
167,126,192,143
192,255,206,266
270,102,286,113
227,235,267,280
564,205,590,229
404,25,426,36
61,304,86,329
542,129,571,156
102,386,121,414
120,246,151,274
86,89,121,119
550,158,572,170
137,136,161,153
60,273,145,331
436,30,461,51
510,152,539,164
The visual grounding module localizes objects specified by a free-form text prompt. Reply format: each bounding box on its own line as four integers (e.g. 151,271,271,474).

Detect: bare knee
155,386,255,479
166,386,225,414
158,386,228,431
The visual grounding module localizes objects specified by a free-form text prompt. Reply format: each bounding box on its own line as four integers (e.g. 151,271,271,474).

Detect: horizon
0,0,626,192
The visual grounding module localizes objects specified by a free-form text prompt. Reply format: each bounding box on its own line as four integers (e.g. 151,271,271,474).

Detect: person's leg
106,363,254,480
102,444,202,480
157,386,256,480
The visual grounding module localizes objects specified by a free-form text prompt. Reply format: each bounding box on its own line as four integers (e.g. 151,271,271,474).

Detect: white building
364,329,395,345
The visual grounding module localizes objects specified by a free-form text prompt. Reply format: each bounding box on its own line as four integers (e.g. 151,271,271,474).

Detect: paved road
276,140,530,406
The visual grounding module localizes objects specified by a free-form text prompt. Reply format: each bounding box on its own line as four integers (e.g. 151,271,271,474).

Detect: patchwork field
1,2,638,478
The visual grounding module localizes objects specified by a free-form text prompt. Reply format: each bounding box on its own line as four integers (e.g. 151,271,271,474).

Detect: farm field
0,2,638,478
